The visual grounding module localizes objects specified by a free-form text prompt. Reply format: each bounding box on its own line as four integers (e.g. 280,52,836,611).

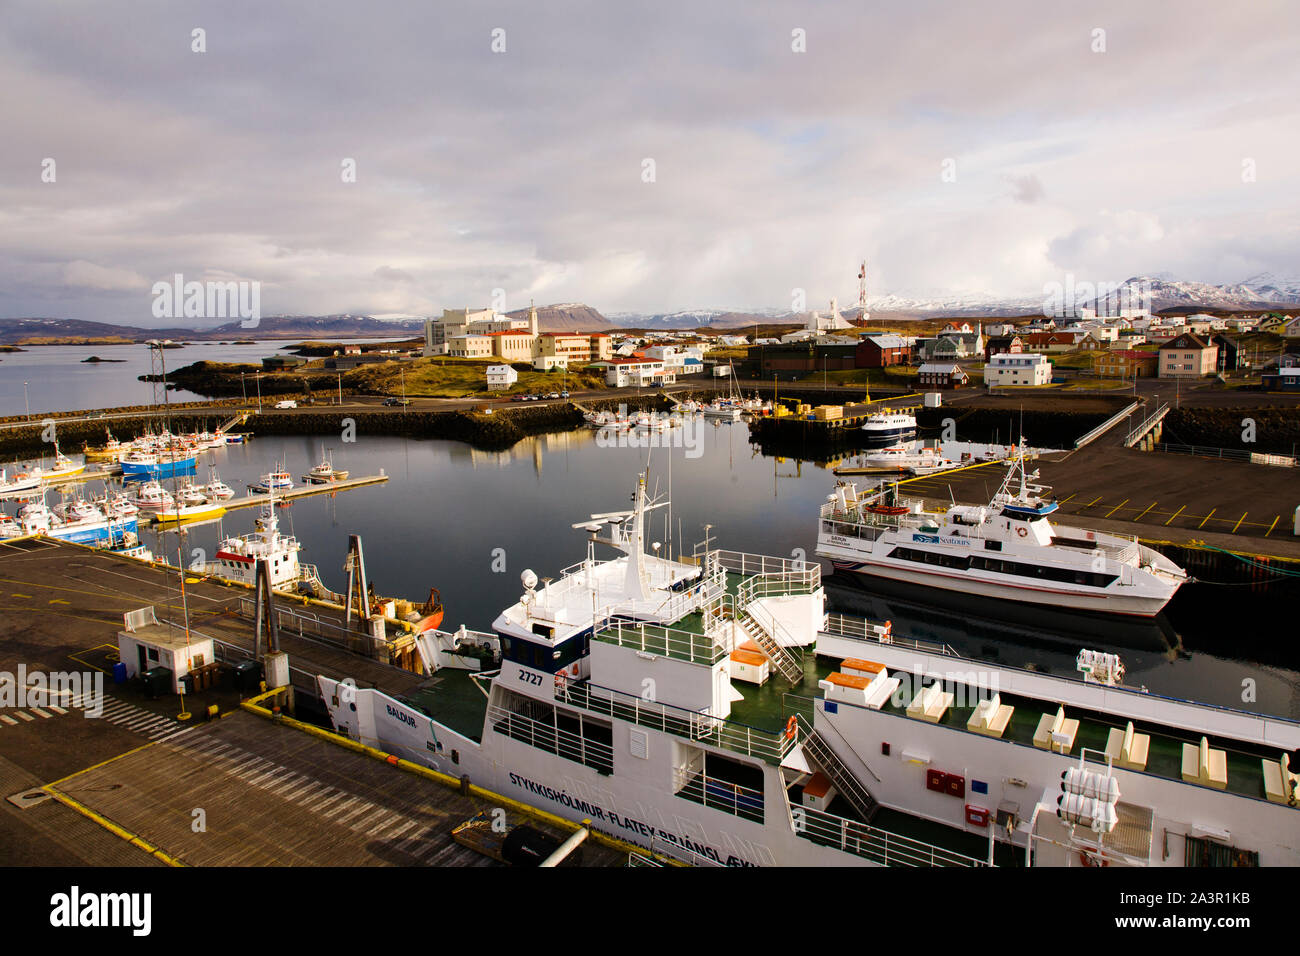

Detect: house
984,353,1053,387
749,343,857,377
983,335,1022,362
932,331,982,360
718,335,750,347
1211,334,1244,372
916,363,969,388
486,365,518,390
1021,332,1078,353
985,322,1018,337
1158,333,1218,378
856,334,912,368
1092,350,1159,379
602,358,674,388
342,344,362,356
1261,367,1300,392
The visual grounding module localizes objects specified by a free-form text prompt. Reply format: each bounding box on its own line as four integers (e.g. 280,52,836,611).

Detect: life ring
1016,526,1028,538
868,505,909,516
785,716,797,740
1079,849,1108,867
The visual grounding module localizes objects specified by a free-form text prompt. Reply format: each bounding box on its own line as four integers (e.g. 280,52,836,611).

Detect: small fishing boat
202,469,235,500
302,450,348,484
131,480,174,512
0,468,41,500
249,465,293,494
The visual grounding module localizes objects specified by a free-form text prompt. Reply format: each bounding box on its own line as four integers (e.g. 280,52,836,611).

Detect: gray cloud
0,0,1297,323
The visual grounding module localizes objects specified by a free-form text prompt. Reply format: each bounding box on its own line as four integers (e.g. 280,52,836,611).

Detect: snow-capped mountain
1083,274,1300,313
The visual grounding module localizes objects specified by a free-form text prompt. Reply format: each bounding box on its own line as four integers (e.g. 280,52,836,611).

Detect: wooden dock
137,473,388,525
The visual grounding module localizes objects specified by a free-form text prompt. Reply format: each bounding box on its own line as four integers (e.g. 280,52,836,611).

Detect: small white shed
117,607,214,694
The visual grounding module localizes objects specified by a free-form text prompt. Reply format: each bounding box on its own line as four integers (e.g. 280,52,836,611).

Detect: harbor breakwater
1160,407,1300,454
0,396,680,457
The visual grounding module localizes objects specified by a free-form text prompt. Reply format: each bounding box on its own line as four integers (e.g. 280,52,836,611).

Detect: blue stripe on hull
122,459,197,479
51,518,139,547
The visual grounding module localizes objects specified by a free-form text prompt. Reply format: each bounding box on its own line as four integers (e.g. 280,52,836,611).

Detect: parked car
547,392,560,400
274,400,297,409
559,391,570,399
382,397,410,406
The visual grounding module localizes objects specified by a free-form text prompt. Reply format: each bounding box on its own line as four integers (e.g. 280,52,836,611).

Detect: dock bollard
459,774,471,796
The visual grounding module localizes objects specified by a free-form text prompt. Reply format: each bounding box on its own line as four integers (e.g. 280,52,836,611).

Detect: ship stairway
796,715,880,823
736,609,803,686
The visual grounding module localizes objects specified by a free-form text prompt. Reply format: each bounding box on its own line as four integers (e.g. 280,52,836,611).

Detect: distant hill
0,315,422,345
504,303,611,332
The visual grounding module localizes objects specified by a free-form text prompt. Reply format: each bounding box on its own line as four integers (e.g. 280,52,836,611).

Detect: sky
1,0,1297,325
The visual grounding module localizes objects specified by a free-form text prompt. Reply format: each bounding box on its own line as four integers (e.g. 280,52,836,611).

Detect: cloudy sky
1,0,1297,324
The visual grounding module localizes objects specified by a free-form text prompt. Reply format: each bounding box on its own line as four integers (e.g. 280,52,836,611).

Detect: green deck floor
400,668,491,743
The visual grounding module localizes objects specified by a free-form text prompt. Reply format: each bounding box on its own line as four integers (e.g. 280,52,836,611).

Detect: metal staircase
736,609,804,685
797,715,880,823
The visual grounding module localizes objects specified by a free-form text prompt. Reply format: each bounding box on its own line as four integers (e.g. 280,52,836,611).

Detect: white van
274,400,298,409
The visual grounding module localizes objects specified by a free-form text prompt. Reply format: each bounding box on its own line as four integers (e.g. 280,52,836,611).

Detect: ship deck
805,630,1290,805
399,668,491,742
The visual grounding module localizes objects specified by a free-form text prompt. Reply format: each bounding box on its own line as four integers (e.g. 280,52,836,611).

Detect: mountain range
1,273,1296,343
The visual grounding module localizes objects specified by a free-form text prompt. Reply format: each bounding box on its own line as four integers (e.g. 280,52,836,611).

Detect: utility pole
23,382,30,420
338,372,343,405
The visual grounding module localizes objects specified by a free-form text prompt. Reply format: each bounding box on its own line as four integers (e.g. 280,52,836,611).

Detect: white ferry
315,470,1295,866
861,409,917,442
834,444,956,477
817,447,1187,617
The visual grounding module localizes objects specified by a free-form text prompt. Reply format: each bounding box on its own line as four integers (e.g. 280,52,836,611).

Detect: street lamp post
23,381,30,420
240,372,247,403
256,373,262,410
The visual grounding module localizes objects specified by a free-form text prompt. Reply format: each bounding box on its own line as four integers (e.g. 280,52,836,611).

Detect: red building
855,334,912,368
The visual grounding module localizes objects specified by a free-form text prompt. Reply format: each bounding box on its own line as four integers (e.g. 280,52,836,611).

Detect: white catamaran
817,443,1188,617
315,469,1297,866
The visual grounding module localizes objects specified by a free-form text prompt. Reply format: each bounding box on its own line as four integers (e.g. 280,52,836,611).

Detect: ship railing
487,702,615,774
559,680,795,764
712,549,818,584
819,517,887,542
822,612,958,657
593,620,726,666
792,803,989,867
736,563,821,604
672,767,765,824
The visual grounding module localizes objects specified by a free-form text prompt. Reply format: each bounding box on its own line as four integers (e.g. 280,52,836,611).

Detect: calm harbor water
0,339,397,416
72,423,1297,722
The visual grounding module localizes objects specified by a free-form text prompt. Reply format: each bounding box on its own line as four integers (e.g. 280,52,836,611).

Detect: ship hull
821,553,1175,617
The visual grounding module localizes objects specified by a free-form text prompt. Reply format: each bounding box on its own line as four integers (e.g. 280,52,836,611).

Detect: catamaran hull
822,553,1178,617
